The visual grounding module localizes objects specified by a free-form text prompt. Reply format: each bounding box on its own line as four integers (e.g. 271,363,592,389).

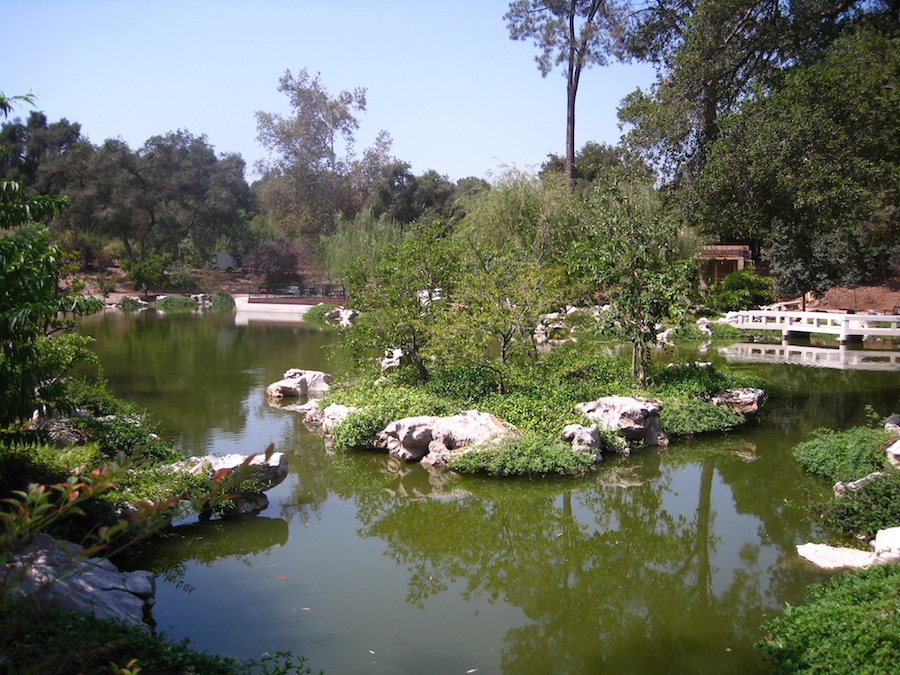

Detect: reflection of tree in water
347,444,820,674
78,311,338,455
138,516,290,584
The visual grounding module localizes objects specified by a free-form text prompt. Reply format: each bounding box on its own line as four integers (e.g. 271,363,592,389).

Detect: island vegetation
1,1,898,671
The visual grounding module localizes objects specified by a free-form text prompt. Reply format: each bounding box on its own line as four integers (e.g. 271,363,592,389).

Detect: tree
1,98,102,426
617,0,898,185
694,24,900,301
255,69,390,239
343,221,461,382
505,0,621,188
244,237,305,284
571,181,697,385
429,171,573,392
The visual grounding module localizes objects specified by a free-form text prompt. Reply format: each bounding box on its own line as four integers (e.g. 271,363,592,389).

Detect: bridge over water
728,310,900,343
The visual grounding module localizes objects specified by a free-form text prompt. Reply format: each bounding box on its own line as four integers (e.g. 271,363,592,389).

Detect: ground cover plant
792,425,892,483
0,597,314,675
756,562,900,674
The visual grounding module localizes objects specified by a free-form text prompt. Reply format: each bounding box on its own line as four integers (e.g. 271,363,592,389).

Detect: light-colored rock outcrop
833,471,886,498
170,452,288,493
797,526,900,569
2,534,155,628
325,306,359,327
560,423,603,460
303,403,357,434
575,396,668,448
266,369,332,398
166,451,288,516
373,410,511,467
710,388,765,416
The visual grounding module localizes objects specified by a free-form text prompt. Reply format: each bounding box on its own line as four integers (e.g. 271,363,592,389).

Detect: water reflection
76,313,898,674
720,341,900,371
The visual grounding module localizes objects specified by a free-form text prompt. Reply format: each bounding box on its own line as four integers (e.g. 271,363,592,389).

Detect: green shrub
118,296,143,311
756,562,900,674
122,250,169,294
449,434,592,476
665,323,709,341
209,291,235,312
0,597,313,674
707,321,743,339
650,362,760,399
816,470,900,538
154,294,199,312
661,398,745,437
302,302,335,327
792,427,891,483
705,268,776,312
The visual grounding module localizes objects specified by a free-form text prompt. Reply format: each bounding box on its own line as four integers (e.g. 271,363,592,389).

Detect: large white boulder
797,526,900,569
266,369,331,398
170,452,289,492
575,396,668,448
2,534,155,628
374,410,511,467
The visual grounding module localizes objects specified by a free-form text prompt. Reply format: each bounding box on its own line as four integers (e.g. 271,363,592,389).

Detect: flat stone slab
2,534,155,628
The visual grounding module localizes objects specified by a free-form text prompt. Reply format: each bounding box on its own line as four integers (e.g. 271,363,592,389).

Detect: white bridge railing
728,310,900,342
718,343,900,371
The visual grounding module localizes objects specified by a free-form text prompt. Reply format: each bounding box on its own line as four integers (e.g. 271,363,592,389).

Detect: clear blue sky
4,0,656,182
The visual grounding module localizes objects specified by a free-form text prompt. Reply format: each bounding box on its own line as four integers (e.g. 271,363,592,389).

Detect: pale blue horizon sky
4,0,656,182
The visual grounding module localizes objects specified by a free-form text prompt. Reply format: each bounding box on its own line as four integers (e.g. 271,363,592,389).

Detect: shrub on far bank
302,302,335,327
705,268,776,312
756,562,900,674
118,296,144,311
792,426,892,483
154,295,199,312
210,291,235,311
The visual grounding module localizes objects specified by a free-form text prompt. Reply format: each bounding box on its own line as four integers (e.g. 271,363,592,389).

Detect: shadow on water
77,313,900,674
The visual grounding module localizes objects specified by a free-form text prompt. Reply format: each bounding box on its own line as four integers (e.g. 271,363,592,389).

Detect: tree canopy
506,0,622,188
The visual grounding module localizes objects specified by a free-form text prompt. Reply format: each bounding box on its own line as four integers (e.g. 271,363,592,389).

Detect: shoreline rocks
797,527,900,570
266,369,332,398
2,534,155,628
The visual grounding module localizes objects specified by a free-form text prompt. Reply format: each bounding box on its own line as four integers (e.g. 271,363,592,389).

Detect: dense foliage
791,426,891,483
817,471,900,539
703,269,776,312
757,562,900,674
0,598,313,675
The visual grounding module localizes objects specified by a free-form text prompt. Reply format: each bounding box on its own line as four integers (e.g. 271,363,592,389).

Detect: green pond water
76,310,900,674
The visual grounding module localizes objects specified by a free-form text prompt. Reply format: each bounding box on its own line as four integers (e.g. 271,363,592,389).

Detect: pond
77,310,900,674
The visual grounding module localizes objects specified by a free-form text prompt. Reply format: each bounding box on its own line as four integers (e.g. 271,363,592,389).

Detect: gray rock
2,534,155,628
303,403,356,434
266,369,332,398
575,396,668,448
169,451,288,493
885,416,900,436
884,438,900,469
374,410,512,467
560,423,603,460
710,388,765,416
